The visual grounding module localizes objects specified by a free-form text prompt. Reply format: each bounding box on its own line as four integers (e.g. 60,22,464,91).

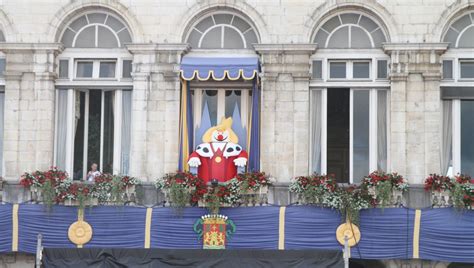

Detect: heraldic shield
194,214,236,249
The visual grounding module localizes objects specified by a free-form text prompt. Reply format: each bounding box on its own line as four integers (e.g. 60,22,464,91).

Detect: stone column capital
0,42,64,55
383,43,449,81
254,43,317,81
383,43,449,55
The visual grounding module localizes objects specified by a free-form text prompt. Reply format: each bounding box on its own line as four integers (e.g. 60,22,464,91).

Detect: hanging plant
19,167,69,208
451,174,474,210
289,174,337,205
203,185,231,215
155,171,207,213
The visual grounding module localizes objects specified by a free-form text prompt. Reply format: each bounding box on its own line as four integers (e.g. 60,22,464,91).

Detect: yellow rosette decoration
68,209,93,247
336,220,361,247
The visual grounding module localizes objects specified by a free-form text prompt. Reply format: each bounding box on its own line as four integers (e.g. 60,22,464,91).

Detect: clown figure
188,117,248,183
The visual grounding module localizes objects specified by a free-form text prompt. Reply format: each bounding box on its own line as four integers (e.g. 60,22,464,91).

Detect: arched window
310,12,390,183
443,11,474,48
55,12,133,180
313,13,387,49
60,12,132,48
440,11,474,177
186,13,259,49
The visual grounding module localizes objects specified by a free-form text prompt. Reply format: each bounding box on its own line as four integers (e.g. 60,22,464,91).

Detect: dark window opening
327,88,350,182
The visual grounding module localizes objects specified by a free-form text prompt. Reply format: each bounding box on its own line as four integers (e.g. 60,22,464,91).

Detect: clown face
211,129,230,143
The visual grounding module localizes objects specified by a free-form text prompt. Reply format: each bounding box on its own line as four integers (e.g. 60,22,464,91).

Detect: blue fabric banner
351,208,415,259
285,206,342,250
0,203,473,264
419,208,474,263
18,205,77,253
221,206,279,249
0,203,12,252
83,206,146,249
150,207,206,249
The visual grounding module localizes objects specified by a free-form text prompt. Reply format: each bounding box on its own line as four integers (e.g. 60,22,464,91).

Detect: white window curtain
441,100,452,176
121,90,132,174
311,90,322,174
353,90,370,182
377,90,387,171
55,90,68,170
0,92,4,176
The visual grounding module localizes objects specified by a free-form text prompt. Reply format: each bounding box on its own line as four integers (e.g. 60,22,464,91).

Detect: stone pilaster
126,43,189,182
254,44,317,183
0,43,63,181
384,43,448,184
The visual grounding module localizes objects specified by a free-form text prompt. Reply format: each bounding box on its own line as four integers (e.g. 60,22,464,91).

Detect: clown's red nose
217,134,224,141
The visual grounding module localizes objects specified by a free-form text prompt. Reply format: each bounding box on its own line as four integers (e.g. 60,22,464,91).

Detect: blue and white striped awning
180,56,259,81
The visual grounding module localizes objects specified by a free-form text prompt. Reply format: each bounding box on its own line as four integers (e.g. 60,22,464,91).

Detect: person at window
86,163,101,182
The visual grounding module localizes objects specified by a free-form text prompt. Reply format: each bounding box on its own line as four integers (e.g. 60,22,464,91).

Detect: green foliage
375,180,393,209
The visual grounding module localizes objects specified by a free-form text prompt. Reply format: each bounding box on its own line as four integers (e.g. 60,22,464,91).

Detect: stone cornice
383,43,449,54
253,43,317,54
0,43,63,54
126,43,190,55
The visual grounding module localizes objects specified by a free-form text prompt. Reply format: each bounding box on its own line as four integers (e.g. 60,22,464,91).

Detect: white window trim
458,59,474,81
56,49,132,87
325,24,375,49
328,59,372,81
74,59,118,80
198,24,247,49
310,50,390,87
311,87,389,183
441,50,474,86
186,12,259,49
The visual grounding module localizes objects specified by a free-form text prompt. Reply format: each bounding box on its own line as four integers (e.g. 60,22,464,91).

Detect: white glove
188,157,201,167
233,157,247,167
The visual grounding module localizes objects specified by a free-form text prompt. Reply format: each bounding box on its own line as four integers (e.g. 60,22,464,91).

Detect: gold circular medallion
68,220,93,246
336,222,361,247
215,156,222,163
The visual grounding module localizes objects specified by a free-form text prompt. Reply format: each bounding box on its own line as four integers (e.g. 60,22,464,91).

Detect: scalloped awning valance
180,56,259,81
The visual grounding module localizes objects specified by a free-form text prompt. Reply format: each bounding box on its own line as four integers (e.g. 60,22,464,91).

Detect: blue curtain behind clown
179,57,261,172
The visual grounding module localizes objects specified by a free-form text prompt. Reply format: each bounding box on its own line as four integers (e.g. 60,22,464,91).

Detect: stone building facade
0,0,471,185
0,0,473,266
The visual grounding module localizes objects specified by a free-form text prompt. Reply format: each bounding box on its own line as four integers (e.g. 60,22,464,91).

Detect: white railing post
343,235,349,268
36,233,43,268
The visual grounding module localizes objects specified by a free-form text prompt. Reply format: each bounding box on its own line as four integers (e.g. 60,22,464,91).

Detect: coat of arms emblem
194,214,236,249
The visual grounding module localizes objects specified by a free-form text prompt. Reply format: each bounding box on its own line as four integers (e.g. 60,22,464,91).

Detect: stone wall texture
0,0,471,185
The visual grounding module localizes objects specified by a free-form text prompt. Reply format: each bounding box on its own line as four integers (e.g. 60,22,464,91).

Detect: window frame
185,12,259,50
53,88,131,179
310,87,390,183
310,49,390,87
440,50,474,85
74,59,117,80
56,50,133,87
459,59,474,80
327,59,372,81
